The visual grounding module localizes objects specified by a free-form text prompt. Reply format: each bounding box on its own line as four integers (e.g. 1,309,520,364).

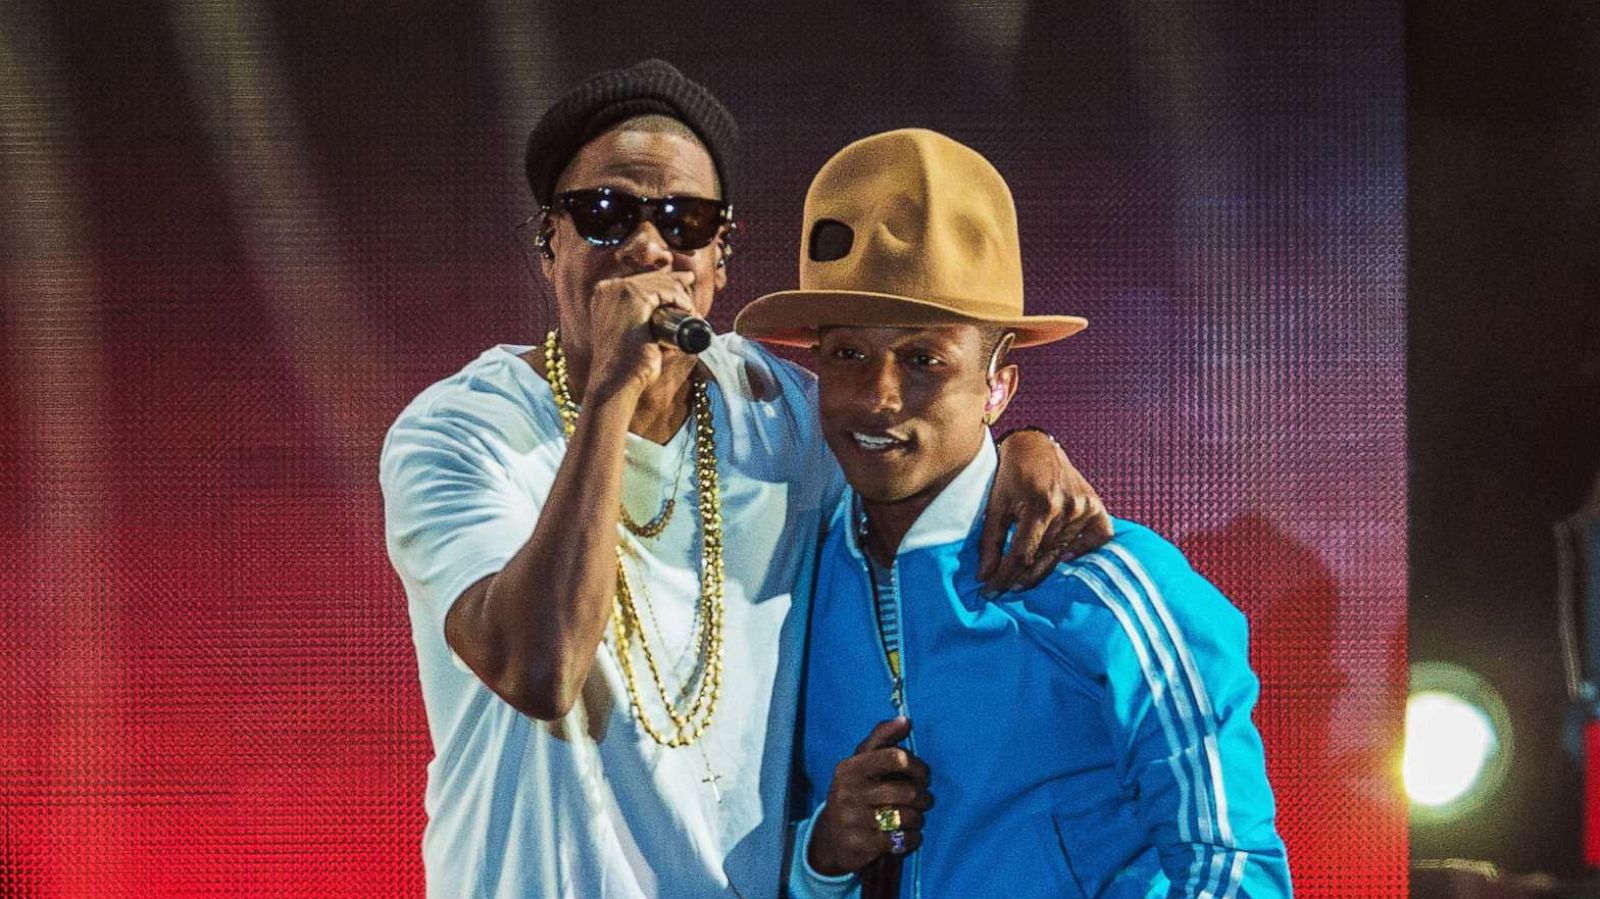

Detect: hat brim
733,289,1087,349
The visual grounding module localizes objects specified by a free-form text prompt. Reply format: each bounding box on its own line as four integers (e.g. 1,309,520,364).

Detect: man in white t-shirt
380,60,1110,899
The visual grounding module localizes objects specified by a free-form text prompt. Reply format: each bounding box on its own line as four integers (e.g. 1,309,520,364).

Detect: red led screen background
0,2,1405,896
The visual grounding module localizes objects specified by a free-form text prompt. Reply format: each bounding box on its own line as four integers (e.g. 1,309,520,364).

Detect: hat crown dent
732,127,1086,350
799,128,1025,318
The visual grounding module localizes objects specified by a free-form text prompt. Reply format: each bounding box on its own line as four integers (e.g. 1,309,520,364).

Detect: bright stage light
1404,662,1513,822
1405,692,1497,806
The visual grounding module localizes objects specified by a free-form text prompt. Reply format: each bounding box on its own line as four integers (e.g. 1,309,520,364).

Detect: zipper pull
890,676,905,712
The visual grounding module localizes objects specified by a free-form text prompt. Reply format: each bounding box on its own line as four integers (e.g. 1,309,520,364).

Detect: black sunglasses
552,188,731,252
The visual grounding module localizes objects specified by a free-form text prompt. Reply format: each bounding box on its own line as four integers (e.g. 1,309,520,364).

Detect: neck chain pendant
698,741,725,804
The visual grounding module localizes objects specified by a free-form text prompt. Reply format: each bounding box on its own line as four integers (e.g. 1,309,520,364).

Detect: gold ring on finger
874,806,901,832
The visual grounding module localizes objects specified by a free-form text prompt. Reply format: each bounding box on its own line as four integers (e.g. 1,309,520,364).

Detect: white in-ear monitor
986,382,1006,411
984,332,1016,410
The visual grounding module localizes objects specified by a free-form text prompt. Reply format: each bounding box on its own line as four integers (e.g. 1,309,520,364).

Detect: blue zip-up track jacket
791,441,1292,898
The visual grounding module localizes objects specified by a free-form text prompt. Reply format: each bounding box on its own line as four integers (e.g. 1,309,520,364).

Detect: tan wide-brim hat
734,128,1086,348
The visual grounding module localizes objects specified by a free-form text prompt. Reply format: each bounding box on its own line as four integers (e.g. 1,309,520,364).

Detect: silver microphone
650,307,714,354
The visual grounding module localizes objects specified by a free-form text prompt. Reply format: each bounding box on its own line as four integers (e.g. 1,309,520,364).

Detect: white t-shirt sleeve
714,335,845,517
380,393,544,646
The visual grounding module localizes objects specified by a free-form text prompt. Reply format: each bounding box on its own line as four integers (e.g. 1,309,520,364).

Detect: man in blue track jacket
734,128,1292,898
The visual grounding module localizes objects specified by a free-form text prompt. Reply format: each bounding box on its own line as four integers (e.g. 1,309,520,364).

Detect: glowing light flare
1404,690,1500,807
1404,662,1515,823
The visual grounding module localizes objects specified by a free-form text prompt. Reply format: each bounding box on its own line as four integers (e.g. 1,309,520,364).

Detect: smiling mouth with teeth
851,432,909,452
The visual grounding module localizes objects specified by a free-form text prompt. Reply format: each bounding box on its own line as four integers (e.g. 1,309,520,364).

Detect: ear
712,235,730,292
985,364,1020,422
536,224,557,278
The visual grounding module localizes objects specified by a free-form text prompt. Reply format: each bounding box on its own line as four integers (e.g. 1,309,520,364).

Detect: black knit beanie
524,59,738,206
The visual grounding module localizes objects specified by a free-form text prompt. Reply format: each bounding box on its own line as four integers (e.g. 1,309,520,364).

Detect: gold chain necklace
621,497,674,538
544,330,725,748
619,424,691,539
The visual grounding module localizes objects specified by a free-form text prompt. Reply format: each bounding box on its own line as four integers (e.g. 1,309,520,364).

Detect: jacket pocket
1047,809,1090,899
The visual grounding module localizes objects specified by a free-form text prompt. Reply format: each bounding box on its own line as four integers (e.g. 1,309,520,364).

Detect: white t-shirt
381,335,843,899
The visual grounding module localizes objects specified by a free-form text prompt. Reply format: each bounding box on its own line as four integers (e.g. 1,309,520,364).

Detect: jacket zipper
858,521,921,899
866,559,910,718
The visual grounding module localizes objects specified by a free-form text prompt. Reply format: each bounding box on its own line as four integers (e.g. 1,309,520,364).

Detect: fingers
879,806,925,856
884,827,923,856
1047,494,1112,560
1061,496,1113,559
981,494,1117,595
588,272,694,355
851,745,930,786
985,512,1050,593
816,725,935,874
1081,496,1115,545
810,796,928,875
868,804,926,861
583,271,706,396
985,429,1059,583
596,271,696,319
977,500,1009,582
1009,493,1087,588
653,270,698,314
1013,541,1064,590
852,779,934,810
888,806,925,831
995,495,1117,589
1053,447,1113,557
853,717,911,755
834,737,933,807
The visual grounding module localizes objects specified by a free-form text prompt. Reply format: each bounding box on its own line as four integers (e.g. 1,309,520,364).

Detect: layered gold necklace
543,330,725,748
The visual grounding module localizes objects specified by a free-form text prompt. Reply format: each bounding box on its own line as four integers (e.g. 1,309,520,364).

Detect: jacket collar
846,435,997,561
